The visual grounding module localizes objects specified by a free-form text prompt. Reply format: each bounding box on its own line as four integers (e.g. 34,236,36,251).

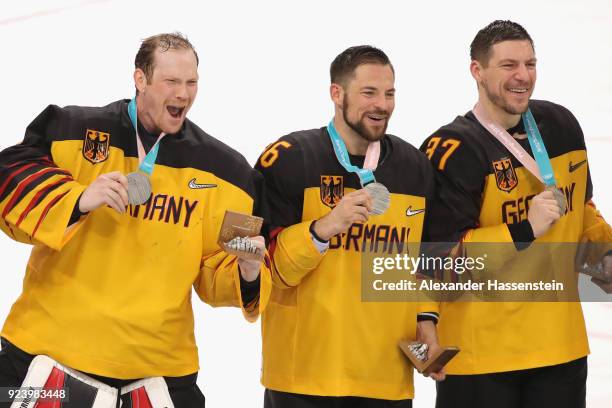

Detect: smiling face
338,63,395,142
472,39,537,122
134,48,199,135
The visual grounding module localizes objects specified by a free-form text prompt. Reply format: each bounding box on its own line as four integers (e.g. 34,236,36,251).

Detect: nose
175,83,189,100
373,94,394,115
514,63,530,82
371,93,387,111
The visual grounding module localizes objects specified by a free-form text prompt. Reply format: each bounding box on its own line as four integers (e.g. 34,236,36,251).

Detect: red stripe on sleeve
0,162,39,197
16,176,72,227
268,226,284,258
5,156,53,169
31,190,70,239
2,168,71,219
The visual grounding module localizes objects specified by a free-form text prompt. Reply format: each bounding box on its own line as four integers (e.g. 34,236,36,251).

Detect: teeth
509,88,528,93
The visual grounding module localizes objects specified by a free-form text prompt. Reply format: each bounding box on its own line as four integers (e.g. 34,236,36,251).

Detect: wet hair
135,32,199,82
330,45,394,87
470,20,534,66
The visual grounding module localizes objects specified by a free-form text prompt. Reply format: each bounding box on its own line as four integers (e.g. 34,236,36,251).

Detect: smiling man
0,33,271,407
256,46,443,408
420,20,612,408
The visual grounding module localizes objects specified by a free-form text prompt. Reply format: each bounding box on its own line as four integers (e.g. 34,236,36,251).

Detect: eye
166,79,178,84
385,91,395,98
362,91,375,97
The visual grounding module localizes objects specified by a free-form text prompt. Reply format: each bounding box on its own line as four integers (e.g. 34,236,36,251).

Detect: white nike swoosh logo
406,206,425,217
188,178,217,189
568,160,587,172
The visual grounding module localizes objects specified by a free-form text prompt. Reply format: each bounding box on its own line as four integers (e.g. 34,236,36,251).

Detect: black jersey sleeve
0,105,87,249
255,135,325,287
255,136,305,230
420,131,486,242
562,105,593,203
421,129,536,246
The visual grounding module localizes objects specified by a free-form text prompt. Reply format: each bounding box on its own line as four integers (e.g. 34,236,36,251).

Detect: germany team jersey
420,99,612,375
0,99,271,379
256,127,437,400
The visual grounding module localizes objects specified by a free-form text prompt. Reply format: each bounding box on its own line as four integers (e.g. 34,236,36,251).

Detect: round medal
545,185,567,215
364,182,391,215
127,172,152,205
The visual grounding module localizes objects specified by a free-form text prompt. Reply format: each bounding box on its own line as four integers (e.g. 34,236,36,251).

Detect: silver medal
364,182,391,215
127,172,152,205
408,342,429,362
545,185,567,215
226,236,259,255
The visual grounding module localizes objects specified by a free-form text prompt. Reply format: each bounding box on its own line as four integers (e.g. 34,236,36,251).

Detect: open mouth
366,113,387,123
167,105,186,119
508,87,529,94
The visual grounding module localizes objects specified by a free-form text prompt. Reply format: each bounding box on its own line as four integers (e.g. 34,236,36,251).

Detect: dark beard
342,98,388,142
482,79,529,115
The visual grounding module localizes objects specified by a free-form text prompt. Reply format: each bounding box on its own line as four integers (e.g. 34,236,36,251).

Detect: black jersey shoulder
380,134,435,196
385,134,431,169
26,100,133,152
160,119,258,198
268,127,429,169
528,99,586,156
431,100,585,161
424,99,586,176
428,112,484,155
264,128,434,198
255,127,325,186
37,100,257,198
423,114,491,177
280,127,330,160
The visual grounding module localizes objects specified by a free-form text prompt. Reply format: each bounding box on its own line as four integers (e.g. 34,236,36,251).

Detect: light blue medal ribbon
522,109,556,187
127,98,162,176
326,120,390,215
326,120,376,186
522,109,567,213
125,98,167,205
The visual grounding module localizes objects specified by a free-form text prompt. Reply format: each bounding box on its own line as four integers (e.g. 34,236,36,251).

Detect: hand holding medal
473,105,569,237
527,189,563,238
217,211,265,261
364,182,390,215
126,171,152,205
79,98,164,213
79,171,129,214
544,185,567,215
312,189,373,241
399,340,459,379
216,211,266,282
326,119,391,215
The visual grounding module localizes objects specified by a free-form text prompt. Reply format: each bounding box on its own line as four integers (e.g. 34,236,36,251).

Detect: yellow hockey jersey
256,128,437,400
420,99,612,375
0,99,271,379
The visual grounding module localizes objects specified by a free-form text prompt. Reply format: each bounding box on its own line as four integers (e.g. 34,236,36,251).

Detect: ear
134,68,148,94
330,83,344,109
470,60,483,82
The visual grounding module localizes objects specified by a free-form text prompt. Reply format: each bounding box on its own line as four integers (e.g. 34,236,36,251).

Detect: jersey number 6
259,141,292,168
